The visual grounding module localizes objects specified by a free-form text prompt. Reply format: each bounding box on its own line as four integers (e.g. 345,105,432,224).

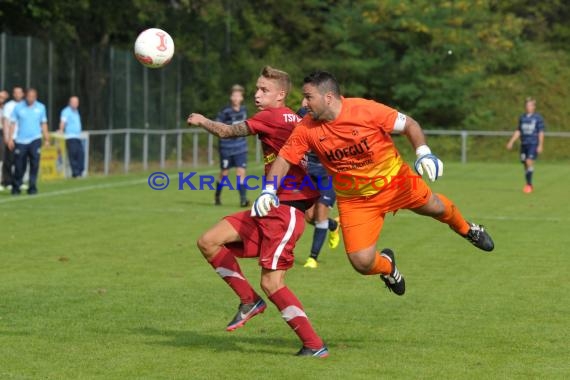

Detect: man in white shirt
1,86,24,191
0,89,8,190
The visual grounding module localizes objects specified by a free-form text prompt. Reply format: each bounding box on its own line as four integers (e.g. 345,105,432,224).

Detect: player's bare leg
197,219,266,331
346,244,405,296
523,158,534,193
236,166,249,207
411,193,494,252
215,169,230,205
261,268,329,357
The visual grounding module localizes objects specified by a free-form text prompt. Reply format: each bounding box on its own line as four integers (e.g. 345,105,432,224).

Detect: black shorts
220,151,247,170
520,145,538,162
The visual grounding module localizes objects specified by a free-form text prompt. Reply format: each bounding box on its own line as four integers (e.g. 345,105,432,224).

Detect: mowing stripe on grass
0,167,249,205
0,179,146,204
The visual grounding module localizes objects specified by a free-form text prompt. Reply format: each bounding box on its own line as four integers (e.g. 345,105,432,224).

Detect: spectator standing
58,96,84,178
9,88,50,195
1,86,24,191
0,90,8,190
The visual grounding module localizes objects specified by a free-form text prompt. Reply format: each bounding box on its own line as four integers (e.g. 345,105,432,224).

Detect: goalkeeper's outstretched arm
400,116,443,182
250,156,291,217
265,156,291,191
400,116,427,151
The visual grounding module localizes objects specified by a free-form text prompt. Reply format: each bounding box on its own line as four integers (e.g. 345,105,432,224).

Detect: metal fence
84,128,261,175
0,32,197,134
84,128,570,176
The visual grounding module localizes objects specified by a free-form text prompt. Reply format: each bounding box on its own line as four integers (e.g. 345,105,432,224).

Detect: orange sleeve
279,123,310,165
367,100,402,133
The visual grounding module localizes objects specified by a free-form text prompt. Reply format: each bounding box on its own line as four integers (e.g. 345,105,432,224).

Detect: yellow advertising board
40,135,67,180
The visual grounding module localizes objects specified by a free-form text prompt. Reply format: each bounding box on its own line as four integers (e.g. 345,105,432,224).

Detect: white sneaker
0,185,5,192
20,184,29,191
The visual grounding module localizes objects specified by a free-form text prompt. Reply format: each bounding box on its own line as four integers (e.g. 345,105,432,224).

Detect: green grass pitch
1,162,568,379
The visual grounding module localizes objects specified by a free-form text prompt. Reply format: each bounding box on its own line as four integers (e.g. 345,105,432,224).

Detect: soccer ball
134,28,175,69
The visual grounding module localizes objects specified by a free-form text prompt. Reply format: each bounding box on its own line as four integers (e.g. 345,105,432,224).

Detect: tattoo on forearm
202,120,251,138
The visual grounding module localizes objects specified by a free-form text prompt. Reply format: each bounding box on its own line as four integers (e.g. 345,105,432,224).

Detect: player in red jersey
186,66,328,358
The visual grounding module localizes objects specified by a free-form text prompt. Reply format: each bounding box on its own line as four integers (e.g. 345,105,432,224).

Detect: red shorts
224,205,306,270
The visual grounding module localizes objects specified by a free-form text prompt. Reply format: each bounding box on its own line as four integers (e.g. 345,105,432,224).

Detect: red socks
210,249,323,349
269,287,324,349
209,246,258,304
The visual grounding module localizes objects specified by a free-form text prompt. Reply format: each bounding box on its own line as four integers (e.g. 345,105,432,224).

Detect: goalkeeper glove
414,145,443,182
251,185,280,217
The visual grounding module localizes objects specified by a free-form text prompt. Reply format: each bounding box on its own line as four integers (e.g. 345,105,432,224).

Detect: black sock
328,218,338,232
238,184,247,203
525,169,533,186
215,181,223,198
310,227,328,260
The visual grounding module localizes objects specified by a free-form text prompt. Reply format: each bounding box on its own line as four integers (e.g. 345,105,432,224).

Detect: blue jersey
518,113,544,146
60,106,82,139
11,100,47,144
216,105,248,155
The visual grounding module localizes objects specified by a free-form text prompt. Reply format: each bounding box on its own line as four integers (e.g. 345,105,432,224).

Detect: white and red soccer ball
134,28,175,69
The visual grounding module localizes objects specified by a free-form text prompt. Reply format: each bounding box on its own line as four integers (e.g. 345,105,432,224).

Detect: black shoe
296,346,329,358
240,199,250,208
226,298,267,331
463,222,494,252
215,196,221,206
27,188,38,195
380,249,405,296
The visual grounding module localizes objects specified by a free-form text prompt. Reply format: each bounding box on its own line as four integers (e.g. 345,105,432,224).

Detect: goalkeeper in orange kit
250,71,494,295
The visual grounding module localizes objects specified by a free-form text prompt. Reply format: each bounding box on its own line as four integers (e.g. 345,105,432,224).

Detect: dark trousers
2,142,15,187
13,138,41,194
66,138,84,177
0,129,14,187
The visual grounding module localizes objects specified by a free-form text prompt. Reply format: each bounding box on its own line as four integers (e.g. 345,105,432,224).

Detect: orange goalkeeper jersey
280,97,407,197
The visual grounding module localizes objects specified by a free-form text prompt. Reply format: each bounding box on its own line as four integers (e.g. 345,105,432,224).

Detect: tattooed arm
187,113,252,138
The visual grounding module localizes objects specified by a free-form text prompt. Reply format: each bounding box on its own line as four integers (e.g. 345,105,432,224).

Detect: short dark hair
303,71,341,98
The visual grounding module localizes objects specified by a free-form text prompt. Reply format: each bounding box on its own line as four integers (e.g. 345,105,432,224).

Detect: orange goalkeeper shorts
337,163,432,253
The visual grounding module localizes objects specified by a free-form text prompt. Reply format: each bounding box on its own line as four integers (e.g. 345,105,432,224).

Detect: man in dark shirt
507,97,545,193
215,85,249,206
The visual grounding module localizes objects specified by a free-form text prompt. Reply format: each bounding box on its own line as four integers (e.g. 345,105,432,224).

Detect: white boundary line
0,179,145,204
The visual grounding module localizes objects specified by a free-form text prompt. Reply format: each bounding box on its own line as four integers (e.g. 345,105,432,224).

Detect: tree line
1,0,568,130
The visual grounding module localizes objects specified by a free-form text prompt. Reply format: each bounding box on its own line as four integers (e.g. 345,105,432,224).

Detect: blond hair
525,97,536,105
260,66,291,96
231,84,244,95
